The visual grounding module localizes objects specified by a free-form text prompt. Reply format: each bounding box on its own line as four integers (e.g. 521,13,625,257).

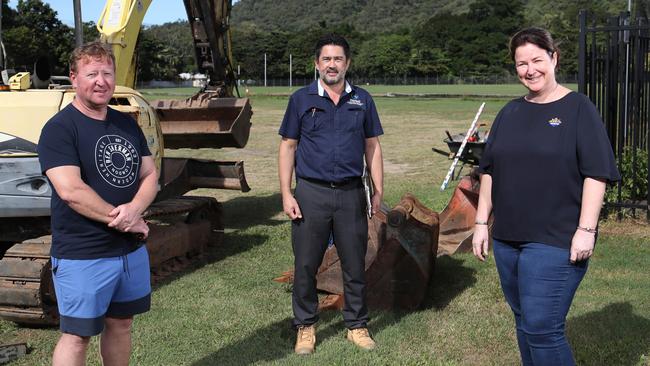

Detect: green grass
1,90,648,366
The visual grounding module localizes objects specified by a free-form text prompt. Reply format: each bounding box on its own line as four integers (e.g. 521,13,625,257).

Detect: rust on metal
364,195,439,310
0,241,57,325
437,170,492,256
145,197,223,268
158,158,250,202
153,94,252,149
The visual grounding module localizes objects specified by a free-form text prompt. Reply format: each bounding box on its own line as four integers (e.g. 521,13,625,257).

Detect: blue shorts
51,245,151,336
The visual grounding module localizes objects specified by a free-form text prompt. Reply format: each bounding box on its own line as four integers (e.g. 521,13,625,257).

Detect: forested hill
232,0,637,34
231,0,471,33
225,0,637,81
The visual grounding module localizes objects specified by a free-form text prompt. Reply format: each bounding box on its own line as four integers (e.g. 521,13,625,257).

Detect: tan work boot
295,325,316,355
347,327,376,350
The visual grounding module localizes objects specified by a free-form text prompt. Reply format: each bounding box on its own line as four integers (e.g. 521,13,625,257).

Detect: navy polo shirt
279,80,383,182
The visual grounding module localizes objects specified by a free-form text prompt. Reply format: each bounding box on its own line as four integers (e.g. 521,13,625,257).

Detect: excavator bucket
152,94,252,149
157,157,250,201
437,170,492,256
275,194,439,311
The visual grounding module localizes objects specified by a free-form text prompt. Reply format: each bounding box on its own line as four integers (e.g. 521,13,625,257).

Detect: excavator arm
183,0,239,97
97,0,239,97
97,0,152,88
96,0,251,150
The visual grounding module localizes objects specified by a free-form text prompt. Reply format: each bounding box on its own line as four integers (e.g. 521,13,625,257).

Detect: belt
301,177,361,188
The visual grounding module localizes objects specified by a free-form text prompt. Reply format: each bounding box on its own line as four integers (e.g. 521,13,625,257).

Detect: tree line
1,0,646,83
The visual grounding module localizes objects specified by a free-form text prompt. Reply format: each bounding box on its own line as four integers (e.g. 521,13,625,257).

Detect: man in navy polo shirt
278,33,384,355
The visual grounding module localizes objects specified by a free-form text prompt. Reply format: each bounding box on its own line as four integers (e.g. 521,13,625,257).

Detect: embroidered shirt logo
347,95,364,106
95,134,140,188
548,117,562,127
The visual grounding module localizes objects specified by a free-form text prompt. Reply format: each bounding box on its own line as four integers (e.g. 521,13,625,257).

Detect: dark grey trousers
291,178,369,329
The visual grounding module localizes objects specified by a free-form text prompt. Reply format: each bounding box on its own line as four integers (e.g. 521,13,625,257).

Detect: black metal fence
579,10,650,219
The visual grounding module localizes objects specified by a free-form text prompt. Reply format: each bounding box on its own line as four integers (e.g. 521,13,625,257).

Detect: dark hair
314,33,351,60
69,41,115,73
509,27,560,66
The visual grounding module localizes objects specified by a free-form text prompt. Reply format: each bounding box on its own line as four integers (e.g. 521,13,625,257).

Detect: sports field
1,85,648,366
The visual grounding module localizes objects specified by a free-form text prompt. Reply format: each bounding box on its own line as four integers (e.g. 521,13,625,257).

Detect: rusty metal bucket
152,93,252,149
156,157,250,202
365,194,439,310
275,194,439,311
437,170,492,256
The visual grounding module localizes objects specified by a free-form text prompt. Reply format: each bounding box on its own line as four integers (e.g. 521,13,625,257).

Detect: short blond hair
69,41,115,73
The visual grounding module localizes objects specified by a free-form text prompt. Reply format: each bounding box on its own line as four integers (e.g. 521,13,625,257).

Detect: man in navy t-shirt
37,42,158,366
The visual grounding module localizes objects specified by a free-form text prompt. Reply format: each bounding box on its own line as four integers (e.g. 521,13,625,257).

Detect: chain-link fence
137,73,579,89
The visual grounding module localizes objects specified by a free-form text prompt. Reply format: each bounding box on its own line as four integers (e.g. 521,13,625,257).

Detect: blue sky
7,1,192,26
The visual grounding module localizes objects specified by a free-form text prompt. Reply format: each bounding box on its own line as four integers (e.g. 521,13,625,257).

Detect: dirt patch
384,159,410,174
599,218,650,239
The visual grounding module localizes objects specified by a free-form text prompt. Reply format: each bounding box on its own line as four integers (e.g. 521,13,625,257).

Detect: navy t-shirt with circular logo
38,104,151,259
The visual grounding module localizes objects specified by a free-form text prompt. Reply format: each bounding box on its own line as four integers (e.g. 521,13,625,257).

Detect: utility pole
73,0,84,47
264,53,267,87
0,2,4,70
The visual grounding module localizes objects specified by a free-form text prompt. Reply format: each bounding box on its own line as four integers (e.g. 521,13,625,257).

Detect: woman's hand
570,229,595,263
472,224,490,261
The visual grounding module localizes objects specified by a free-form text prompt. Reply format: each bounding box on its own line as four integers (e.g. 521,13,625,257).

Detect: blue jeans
493,239,588,366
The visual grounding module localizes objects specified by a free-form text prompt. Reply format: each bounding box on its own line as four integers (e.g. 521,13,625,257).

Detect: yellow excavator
0,0,251,325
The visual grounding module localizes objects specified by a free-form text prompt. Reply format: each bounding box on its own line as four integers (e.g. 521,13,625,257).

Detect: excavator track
0,238,57,325
0,196,222,325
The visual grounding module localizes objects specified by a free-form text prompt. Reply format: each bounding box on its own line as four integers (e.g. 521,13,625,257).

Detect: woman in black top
473,27,619,366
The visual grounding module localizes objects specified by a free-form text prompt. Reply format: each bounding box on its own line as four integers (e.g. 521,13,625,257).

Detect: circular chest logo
95,135,140,188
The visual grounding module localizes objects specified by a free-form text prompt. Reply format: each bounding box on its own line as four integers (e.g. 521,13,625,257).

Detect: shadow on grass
221,193,284,230
421,255,477,310
568,302,650,366
152,193,282,289
152,233,269,290
190,312,345,365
